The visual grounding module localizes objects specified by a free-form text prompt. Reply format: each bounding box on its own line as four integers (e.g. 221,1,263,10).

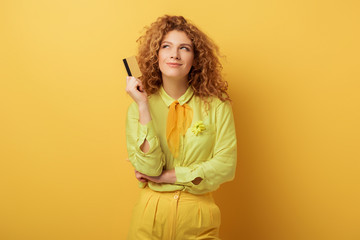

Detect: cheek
186,55,194,68
158,51,166,70
187,52,194,62
158,51,165,62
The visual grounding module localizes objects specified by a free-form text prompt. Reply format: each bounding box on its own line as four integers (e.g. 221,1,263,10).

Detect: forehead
162,30,192,45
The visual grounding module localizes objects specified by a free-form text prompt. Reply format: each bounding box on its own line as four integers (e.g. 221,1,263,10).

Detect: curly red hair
137,15,230,102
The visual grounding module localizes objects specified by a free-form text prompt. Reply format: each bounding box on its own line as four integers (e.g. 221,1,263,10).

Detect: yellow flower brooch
191,120,206,136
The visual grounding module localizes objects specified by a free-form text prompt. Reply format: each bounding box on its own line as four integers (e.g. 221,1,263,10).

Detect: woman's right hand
125,76,148,105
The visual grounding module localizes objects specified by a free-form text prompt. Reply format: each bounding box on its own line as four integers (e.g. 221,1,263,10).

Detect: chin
164,75,188,81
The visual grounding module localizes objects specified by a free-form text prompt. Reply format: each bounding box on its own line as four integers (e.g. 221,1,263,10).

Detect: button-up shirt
126,86,237,194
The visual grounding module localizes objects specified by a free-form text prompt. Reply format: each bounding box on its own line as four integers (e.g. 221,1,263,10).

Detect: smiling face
158,30,194,85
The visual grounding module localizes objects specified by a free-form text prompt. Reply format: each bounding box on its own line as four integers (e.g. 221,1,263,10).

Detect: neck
162,78,188,100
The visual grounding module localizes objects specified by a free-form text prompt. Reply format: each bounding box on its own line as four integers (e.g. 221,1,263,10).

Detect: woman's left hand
134,170,148,183
134,169,177,184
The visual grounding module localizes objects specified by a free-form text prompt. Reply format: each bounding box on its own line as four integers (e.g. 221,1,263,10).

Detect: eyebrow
161,41,193,48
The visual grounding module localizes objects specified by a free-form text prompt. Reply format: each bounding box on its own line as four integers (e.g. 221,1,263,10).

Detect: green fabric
126,86,237,194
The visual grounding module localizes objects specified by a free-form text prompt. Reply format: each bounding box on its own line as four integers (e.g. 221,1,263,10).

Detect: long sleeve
174,101,237,192
126,102,166,176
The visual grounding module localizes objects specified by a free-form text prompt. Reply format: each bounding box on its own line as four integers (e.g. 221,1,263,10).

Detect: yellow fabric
127,186,221,240
166,100,193,158
125,86,237,194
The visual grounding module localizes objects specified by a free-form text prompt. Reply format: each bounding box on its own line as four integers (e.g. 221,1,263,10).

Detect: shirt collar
159,85,194,107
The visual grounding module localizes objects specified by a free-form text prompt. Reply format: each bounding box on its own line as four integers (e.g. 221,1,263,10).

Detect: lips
166,62,182,67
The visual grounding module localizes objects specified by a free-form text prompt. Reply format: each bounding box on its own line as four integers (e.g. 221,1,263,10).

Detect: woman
125,15,237,240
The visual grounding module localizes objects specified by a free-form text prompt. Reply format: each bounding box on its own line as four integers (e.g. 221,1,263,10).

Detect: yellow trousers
127,187,221,240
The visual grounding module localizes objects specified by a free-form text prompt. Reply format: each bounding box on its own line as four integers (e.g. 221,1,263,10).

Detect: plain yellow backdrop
1,0,359,239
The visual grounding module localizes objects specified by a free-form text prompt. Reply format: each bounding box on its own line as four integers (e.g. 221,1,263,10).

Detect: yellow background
1,0,359,239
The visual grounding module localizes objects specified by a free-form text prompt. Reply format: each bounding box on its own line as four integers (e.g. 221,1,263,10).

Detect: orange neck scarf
166,100,193,158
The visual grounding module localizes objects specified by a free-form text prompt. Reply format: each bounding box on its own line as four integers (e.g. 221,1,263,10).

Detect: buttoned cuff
174,165,205,186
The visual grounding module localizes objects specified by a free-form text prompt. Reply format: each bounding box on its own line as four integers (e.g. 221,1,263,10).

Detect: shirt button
174,195,179,199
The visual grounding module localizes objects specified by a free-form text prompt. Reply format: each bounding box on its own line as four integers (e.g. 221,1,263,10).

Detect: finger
136,80,144,92
135,170,143,175
135,171,147,180
130,79,142,92
135,174,143,182
126,77,138,89
129,76,138,83
138,172,149,178
143,175,157,182
126,78,135,93
139,178,148,183
126,76,136,86
127,77,136,89
137,79,142,87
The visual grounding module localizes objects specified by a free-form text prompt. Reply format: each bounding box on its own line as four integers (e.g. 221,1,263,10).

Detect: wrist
137,100,149,109
138,101,151,125
166,169,176,184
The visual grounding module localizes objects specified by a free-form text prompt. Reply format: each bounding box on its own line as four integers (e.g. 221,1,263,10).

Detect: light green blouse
126,86,237,194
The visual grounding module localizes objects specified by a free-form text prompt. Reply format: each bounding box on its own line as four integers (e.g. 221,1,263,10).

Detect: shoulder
208,97,232,113
190,95,232,116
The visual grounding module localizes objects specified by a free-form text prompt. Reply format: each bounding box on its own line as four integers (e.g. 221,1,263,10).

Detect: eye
180,46,190,51
161,44,170,48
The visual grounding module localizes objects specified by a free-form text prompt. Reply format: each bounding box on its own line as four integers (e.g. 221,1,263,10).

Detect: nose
170,48,180,60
